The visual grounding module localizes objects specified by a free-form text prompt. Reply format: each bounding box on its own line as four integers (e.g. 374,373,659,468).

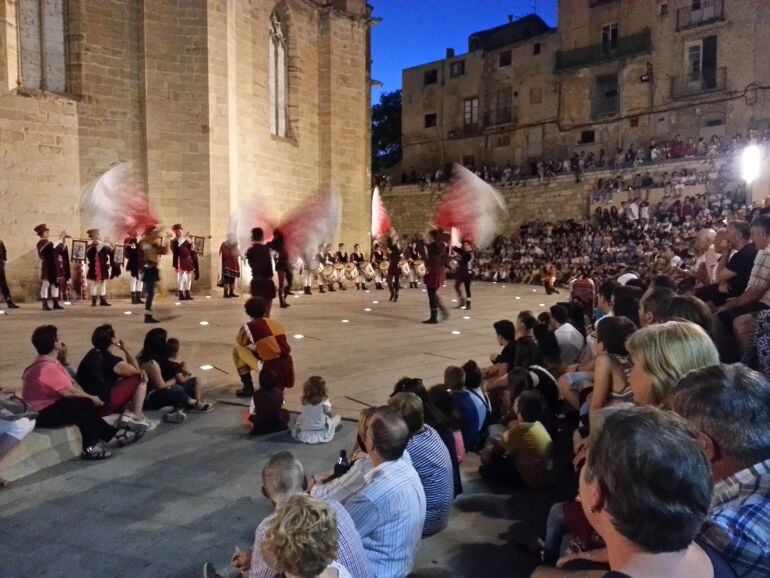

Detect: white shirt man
344,407,426,578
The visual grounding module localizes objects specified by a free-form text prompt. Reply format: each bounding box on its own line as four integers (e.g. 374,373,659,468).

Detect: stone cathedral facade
0,0,373,297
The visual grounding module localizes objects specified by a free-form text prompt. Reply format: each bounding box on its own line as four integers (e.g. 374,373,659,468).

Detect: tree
371,89,402,174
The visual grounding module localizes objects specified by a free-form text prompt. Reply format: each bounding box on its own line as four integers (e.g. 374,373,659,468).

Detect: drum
314,262,324,276
379,260,390,272
361,261,375,280
344,262,357,281
321,265,336,282
400,260,411,277
413,259,426,277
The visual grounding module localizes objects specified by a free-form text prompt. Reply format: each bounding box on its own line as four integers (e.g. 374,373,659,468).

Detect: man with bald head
345,406,427,577
209,451,372,578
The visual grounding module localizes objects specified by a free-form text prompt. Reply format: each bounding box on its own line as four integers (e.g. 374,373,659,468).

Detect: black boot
389,291,394,302
42,299,51,311
91,296,98,307
144,312,159,324
52,298,64,310
362,283,367,290
178,290,185,301
465,299,471,310
356,283,360,291
236,373,254,398
6,299,19,309
319,285,326,294
130,292,137,304
422,308,438,324
394,292,399,303
304,286,312,295
279,297,290,308
185,290,193,301
328,284,336,292
99,296,111,307
229,284,238,298
339,282,346,291
136,292,144,304
223,285,230,299
455,297,466,309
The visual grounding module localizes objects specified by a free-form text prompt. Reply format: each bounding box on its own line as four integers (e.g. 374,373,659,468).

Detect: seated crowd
389,128,768,191
4,208,770,577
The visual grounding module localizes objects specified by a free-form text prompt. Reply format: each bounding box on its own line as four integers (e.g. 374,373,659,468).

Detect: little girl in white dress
292,376,341,444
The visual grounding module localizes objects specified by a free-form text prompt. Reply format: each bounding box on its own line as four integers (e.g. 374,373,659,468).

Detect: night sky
370,0,559,101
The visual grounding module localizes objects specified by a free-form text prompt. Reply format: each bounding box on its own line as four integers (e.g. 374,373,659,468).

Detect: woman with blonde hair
626,320,719,406
261,495,351,578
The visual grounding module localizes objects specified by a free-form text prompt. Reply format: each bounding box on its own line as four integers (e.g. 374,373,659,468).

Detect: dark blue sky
370,0,559,102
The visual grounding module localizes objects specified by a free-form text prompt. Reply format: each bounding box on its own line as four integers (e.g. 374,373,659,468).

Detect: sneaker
189,402,214,413
203,562,221,578
118,414,158,432
163,410,187,424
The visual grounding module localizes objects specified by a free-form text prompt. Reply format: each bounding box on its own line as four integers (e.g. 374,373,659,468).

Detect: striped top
249,495,373,578
407,426,454,536
345,455,426,578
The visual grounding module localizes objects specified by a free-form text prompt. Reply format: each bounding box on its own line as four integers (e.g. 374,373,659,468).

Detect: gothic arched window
268,12,287,137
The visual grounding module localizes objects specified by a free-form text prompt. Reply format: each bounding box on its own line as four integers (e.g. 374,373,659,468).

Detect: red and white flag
371,186,392,240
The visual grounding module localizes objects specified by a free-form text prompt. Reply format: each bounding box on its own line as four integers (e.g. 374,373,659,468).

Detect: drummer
406,240,423,289
311,244,326,294
371,241,386,291
333,243,348,291
351,243,367,291
323,243,337,292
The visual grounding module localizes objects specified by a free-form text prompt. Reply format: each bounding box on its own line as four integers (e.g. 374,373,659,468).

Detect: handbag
0,393,38,421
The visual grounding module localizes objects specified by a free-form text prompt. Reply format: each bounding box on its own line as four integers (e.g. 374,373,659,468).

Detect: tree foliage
371,89,402,174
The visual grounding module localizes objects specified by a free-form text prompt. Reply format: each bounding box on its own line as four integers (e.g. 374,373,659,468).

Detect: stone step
3,425,81,482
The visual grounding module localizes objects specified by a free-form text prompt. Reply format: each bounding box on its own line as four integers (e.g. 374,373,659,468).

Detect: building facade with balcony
399,0,770,177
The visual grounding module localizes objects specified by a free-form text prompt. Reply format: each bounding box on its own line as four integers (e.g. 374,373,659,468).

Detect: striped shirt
407,426,454,536
345,455,426,578
700,458,770,577
747,249,770,306
249,495,372,578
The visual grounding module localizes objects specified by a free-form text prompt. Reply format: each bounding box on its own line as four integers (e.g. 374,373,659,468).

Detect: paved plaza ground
0,283,567,577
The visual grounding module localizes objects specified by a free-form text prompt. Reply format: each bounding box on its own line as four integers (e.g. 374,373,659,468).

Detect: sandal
113,428,145,448
189,401,214,413
81,445,113,460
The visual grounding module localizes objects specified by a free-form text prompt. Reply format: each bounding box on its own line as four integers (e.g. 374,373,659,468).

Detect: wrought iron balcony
677,0,724,31
671,67,726,99
555,29,651,71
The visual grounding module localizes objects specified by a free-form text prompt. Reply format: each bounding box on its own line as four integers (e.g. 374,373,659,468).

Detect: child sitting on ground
245,368,289,435
291,376,341,444
166,338,191,378
479,390,555,490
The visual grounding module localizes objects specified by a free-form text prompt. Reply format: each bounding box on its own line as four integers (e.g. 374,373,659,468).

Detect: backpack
0,394,38,421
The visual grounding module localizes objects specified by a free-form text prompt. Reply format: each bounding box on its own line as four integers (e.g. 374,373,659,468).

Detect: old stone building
401,0,770,176
0,0,372,298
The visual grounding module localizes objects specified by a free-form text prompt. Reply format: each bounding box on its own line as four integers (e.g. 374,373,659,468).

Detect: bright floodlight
293,334,304,340
742,145,761,185
200,364,214,371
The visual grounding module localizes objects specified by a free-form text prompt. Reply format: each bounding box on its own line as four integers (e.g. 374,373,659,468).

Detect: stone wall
381,176,594,238
0,0,372,301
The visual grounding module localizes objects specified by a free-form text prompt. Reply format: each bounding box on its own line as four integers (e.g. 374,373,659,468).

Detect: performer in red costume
34,224,67,311
422,229,449,324
219,233,241,299
86,228,117,307
170,224,199,301
124,231,145,304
